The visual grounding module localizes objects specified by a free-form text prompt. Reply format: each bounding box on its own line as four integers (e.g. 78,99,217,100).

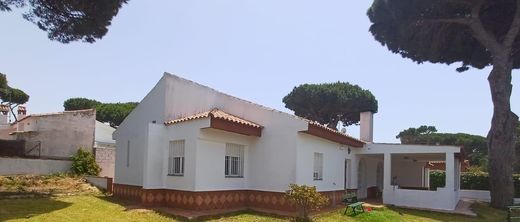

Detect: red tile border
113,184,357,213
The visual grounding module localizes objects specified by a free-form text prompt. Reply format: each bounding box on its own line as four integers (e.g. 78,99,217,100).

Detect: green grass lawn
0,195,509,222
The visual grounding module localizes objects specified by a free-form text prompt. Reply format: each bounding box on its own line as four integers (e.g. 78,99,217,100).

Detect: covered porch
356,144,462,211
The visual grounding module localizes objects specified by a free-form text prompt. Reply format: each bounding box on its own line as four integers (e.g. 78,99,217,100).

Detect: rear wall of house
114,76,167,187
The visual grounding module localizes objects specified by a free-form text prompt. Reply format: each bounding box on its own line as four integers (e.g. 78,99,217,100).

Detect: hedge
430,171,520,197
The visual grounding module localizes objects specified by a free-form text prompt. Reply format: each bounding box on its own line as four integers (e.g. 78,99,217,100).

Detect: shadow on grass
94,195,190,221
386,203,508,222
195,209,291,222
96,195,292,222
0,197,72,221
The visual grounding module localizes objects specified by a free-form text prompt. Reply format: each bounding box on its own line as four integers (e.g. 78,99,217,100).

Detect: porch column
445,152,455,191
383,153,392,189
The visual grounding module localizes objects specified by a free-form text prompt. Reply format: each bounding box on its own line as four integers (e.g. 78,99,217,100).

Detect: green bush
429,171,520,197
285,184,329,221
71,148,100,176
429,171,446,190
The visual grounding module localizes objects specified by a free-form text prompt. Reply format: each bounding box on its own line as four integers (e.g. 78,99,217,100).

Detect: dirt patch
0,174,101,198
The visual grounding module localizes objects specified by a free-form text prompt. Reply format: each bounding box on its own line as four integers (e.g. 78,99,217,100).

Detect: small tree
64,98,137,127
285,184,329,221
283,82,378,128
64,98,101,111
71,148,101,176
0,73,29,122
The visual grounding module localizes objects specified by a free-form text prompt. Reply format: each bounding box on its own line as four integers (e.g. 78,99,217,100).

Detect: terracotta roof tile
165,109,262,128
308,121,365,144
0,105,8,113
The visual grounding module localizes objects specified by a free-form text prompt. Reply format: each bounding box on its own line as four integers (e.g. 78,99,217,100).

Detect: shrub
429,170,446,190
429,171,520,197
285,184,329,221
71,148,101,176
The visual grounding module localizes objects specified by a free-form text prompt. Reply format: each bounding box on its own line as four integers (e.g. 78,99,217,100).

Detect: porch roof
300,122,365,148
164,109,263,137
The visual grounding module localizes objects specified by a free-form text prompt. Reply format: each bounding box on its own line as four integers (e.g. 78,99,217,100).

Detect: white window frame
168,140,185,176
225,143,245,178
313,152,323,181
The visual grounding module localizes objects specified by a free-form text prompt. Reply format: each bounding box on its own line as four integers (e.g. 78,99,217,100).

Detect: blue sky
1,0,518,143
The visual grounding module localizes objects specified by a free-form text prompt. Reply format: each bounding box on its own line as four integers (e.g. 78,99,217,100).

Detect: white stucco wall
195,129,255,191
295,133,354,192
391,160,425,188
114,75,167,186
151,119,207,190
384,187,459,210
364,157,381,188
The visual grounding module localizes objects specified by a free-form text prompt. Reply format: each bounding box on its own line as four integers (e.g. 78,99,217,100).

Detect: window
126,141,130,168
225,143,244,178
313,152,323,180
168,140,185,176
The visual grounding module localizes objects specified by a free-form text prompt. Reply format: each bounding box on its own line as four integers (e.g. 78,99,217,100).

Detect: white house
113,73,462,213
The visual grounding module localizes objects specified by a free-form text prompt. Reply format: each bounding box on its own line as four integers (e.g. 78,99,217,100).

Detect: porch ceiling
359,153,447,161
392,153,446,162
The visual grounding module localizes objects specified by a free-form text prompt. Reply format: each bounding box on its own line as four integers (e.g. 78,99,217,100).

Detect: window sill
168,174,184,177
225,176,244,178
314,179,323,181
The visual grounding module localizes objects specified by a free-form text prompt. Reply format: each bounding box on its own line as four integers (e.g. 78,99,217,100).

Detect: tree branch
420,17,471,25
468,0,504,55
503,0,520,51
443,0,473,6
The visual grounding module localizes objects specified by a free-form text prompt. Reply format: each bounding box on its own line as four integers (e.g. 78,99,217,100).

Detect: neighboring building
427,160,470,172
113,73,463,213
95,121,116,178
9,109,96,159
0,108,117,177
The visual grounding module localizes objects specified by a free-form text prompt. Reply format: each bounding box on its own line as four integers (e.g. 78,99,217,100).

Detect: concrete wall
85,176,110,190
459,190,491,202
384,187,459,210
95,147,115,178
14,110,96,159
0,157,71,175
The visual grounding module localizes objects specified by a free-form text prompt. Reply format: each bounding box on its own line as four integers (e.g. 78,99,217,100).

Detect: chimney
0,105,8,127
360,111,374,143
17,106,27,120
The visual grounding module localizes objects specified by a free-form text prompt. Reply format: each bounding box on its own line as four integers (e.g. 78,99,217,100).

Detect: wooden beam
210,117,262,137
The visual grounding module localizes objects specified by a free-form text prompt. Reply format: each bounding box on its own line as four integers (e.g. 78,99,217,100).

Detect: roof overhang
300,123,365,148
165,109,263,137
207,116,262,137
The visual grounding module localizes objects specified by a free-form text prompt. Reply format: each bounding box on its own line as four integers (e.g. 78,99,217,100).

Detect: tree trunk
487,59,519,208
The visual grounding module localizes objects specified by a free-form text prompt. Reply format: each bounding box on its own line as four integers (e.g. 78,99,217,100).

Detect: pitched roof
165,109,263,129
